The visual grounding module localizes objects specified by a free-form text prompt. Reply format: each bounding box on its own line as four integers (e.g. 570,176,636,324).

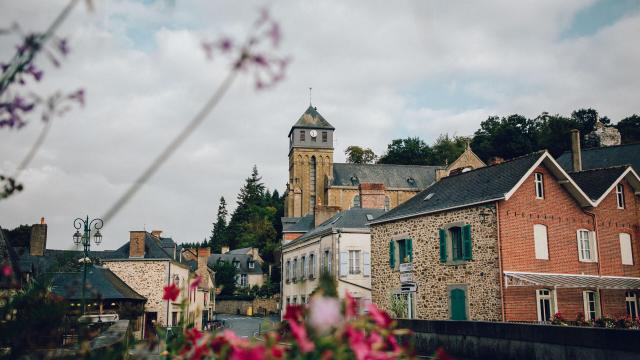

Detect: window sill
578,259,598,263
443,260,470,266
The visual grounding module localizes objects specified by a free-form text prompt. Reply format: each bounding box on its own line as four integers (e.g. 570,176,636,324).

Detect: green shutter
407,238,413,262
439,229,447,262
389,240,395,269
462,224,472,260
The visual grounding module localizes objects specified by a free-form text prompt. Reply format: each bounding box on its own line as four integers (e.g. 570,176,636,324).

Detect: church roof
557,143,640,173
282,214,315,233
289,105,335,136
331,163,440,189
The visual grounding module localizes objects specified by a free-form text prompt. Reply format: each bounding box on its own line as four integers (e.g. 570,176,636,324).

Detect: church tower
285,105,335,217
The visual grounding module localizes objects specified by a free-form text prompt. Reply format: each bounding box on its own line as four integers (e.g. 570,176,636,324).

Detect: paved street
214,314,280,338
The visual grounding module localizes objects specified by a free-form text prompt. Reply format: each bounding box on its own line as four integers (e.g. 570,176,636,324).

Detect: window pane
398,240,407,263
450,227,463,260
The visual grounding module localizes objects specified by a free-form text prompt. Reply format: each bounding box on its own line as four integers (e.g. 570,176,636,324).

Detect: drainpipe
495,201,506,322
335,229,342,288
583,209,603,316
167,261,171,327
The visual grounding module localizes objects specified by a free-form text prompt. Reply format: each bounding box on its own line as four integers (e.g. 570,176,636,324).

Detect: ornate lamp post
73,216,103,315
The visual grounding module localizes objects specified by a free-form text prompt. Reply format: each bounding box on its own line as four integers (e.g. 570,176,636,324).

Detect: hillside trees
209,196,228,253
345,146,377,164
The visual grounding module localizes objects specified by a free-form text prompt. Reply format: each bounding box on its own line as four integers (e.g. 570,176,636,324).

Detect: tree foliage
209,196,228,253
617,114,640,144
212,260,237,296
377,137,431,165
345,146,377,164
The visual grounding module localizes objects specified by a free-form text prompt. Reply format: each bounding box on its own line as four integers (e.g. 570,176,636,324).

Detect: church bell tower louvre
285,105,335,217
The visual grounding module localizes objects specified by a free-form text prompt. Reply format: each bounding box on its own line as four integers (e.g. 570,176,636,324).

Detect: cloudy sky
1,0,639,250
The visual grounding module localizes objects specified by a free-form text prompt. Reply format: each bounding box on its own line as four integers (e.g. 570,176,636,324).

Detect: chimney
314,205,341,227
129,231,146,258
29,219,47,256
151,230,162,239
221,246,229,254
196,247,211,287
359,183,386,209
571,129,582,172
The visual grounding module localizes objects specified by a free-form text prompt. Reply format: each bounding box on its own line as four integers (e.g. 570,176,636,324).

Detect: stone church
283,105,486,230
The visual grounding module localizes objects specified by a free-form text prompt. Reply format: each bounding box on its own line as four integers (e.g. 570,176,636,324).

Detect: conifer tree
209,196,228,253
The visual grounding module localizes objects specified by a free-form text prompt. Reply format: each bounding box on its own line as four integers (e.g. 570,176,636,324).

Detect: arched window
352,195,361,208
310,156,316,209
384,196,390,210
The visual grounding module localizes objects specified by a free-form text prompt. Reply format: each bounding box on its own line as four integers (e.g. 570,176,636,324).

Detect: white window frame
583,290,600,321
536,289,556,322
349,250,361,274
248,261,255,269
577,229,597,262
616,184,625,209
620,233,633,265
533,224,549,260
625,292,638,319
534,172,544,199
240,274,248,287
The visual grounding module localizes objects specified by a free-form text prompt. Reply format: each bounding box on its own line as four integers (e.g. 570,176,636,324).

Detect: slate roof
100,232,177,260
331,163,440,189
569,166,628,201
208,253,263,275
557,143,640,173
289,105,335,135
282,214,315,233
226,247,252,255
284,208,387,248
370,151,546,224
50,265,146,301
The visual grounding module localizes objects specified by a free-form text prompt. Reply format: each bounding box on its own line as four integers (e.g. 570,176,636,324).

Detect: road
214,314,280,338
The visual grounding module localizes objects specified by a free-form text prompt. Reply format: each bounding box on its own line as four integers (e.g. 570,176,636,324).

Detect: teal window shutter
462,224,472,260
407,238,413,262
389,240,395,269
439,229,447,262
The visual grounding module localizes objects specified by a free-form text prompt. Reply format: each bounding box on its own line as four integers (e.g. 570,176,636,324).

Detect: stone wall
370,204,502,321
397,319,640,360
216,297,279,316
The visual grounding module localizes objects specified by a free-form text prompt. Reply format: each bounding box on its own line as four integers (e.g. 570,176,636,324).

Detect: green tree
345,145,377,164
534,112,577,157
212,260,237,296
377,137,432,165
209,196,228,253
616,114,640,144
429,134,469,165
471,114,538,161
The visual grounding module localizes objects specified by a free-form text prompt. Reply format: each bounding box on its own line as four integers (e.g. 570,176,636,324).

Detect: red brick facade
499,165,640,322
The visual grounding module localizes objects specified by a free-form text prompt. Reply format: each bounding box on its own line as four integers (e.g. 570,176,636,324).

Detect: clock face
310,130,318,138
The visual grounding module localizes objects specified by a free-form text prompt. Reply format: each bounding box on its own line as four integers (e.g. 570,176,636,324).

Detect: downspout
495,201,506,322
335,229,342,283
167,261,171,327
584,209,603,315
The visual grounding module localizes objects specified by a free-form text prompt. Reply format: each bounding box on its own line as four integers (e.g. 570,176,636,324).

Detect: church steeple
285,105,335,217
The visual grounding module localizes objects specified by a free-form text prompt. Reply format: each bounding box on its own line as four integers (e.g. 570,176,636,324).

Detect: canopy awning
504,271,640,290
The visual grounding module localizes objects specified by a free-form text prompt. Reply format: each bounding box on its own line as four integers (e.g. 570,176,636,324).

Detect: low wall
216,298,279,316
397,320,640,360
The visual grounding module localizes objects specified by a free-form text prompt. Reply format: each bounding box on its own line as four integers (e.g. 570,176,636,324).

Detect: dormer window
350,175,359,186
616,184,625,209
248,261,255,269
233,260,240,269
407,177,416,186
534,173,544,199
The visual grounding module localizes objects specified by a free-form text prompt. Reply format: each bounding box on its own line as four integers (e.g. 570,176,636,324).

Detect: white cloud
1,0,638,249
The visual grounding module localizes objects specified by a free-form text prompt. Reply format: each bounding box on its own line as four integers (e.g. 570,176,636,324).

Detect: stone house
282,207,386,313
283,104,485,219
208,247,265,289
369,147,640,323
101,231,215,338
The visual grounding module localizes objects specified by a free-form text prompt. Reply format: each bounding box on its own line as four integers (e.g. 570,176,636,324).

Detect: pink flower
344,291,358,318
230,345,266,360
189,275,202,291
2,264,12,277
283,304,304,322
435,347,452,360
163,283,180,301
288,319,315,353
367,303,393,328
309,296,342,333
345,325,369,360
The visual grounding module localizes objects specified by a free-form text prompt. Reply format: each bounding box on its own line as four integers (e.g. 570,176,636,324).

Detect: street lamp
73,216,104,315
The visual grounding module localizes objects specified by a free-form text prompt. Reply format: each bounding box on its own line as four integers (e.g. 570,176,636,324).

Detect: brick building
369,146,640,323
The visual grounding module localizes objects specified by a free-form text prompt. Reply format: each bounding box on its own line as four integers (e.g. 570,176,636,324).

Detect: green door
450,289,467,320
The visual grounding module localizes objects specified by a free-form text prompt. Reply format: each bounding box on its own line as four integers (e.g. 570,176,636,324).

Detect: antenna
309,87,312,106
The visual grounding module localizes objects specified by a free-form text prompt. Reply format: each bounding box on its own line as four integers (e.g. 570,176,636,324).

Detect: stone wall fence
397,319,640,360
215,297,279,316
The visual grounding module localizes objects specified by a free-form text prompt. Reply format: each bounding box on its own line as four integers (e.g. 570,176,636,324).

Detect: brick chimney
151,230,162,239
221,246,229,254
314,205,341,227
129,231,146,258
196,248,211,288
359,183,386,209
29,217,47,256
571,129,582,172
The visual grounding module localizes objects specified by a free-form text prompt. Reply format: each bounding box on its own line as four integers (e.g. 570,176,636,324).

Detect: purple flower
219,38,233,52
202,41,214,59
26,64,43,81
57,38,70,55
267,22,281,47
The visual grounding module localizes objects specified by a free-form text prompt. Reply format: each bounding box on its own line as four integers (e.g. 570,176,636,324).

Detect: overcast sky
1,0,639,250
